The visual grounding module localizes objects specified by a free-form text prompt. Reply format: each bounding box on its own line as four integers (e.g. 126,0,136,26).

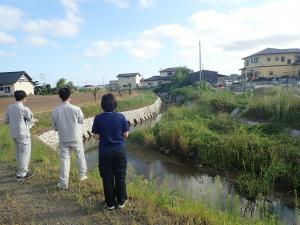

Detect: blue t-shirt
92,112,129,151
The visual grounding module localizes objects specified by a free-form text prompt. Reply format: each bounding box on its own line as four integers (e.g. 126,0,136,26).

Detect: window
0,87,3,91
267,57,271,62
148,82,153,85
123,85,128,88
287,59,291,64
275,57,279,61
298,70,300,76
251,57,259,63
4,87,11,93
167,72,172,76
269,71,273,76
281,56,285,62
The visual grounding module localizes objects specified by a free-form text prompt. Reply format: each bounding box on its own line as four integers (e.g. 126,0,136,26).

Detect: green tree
56,78,67,90
171,67,191,88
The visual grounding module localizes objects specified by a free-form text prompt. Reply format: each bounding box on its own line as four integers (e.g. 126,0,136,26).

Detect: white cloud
84,63,92,69
103,0,129,8
0,0,82,41
84,40,113,57
0,50,15,57
85,0,300,74
23,0,82,37
139,0,156,8
0,32,16,44
0,5,23,30
25,36,48,46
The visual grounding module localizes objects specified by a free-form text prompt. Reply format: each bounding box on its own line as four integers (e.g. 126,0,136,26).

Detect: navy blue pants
99,147,127,207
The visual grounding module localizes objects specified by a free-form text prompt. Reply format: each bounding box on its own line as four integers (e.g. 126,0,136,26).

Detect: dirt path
0,163,99,225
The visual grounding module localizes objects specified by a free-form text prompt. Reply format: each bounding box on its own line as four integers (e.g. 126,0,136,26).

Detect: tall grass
130,85,300,201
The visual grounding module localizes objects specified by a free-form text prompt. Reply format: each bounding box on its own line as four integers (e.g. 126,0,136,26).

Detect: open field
0,91,137,119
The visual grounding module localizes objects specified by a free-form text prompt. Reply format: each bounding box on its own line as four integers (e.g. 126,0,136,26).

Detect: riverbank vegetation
0,124,277,225
130,84,300,205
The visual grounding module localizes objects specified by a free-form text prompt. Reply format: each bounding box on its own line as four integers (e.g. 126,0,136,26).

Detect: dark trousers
99,147,127,207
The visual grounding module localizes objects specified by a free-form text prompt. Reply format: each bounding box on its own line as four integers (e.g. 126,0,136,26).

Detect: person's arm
4,110,9,124
52,111,58,131
77,108,84,124
92,117,100,140
23,107,34,123
122,115,129,139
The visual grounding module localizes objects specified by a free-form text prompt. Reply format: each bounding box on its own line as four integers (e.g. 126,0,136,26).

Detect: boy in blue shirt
92,93,129,210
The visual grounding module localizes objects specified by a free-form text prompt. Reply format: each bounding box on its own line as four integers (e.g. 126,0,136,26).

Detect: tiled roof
0,71,32,85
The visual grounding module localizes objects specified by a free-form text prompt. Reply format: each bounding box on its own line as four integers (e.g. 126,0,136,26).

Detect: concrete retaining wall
38,97,162,150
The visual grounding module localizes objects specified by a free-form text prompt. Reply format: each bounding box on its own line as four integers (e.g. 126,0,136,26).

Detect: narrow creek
85,115,300,225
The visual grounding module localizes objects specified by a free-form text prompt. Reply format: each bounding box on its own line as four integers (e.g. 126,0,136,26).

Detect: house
159,67,182,77
117,73,142,90
240,48,300,80
0,71,34,96
108,80,120,91
188,70,219,85
144,76,171,88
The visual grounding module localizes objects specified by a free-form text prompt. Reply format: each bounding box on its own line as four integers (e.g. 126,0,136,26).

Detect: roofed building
0,71,34,96
188,70,219,85
117,73,142,90
144,76,171,88
241,48,300,80
159,67,181,77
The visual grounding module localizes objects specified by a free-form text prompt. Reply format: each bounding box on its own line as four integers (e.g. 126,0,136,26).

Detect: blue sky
0,0,299,86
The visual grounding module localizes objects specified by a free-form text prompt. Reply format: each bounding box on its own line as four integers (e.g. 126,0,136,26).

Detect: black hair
58,87,71,101
14,90,27,101
101,93,117,112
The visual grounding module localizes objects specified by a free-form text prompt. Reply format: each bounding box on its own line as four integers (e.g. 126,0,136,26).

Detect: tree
89,87,101,102
128,83,132,95
66,81,76,91
56,78,67,90
171,67,191,88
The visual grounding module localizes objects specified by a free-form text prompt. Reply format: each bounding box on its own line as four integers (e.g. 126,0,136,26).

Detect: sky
0,0,299,86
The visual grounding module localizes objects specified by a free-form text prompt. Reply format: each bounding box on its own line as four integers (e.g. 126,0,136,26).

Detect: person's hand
33,118,38,123
93,134,100,140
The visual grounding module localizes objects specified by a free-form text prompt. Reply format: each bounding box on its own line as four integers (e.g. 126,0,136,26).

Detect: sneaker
79,175,88,181
106,205,115,210
57,182,68,190
17,171,33,181
117,200,127,209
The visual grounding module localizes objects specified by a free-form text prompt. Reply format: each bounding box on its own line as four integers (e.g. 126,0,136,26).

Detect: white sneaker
106,205,115,210
57,182,68,190
117,200,127,209
79,175,88,181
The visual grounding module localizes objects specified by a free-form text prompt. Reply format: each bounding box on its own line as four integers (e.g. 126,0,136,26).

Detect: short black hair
14,90,27,101
101,93,117,112
59,87,71,101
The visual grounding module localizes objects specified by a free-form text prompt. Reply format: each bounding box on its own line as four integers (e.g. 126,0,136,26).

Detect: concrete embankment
38,97,162,150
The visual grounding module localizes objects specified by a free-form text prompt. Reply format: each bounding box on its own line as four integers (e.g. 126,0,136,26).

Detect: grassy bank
0,124,277,225
131,85,300,202
32,90,157,135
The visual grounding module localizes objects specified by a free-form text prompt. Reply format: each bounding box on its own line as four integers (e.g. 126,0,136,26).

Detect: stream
85,115,300,225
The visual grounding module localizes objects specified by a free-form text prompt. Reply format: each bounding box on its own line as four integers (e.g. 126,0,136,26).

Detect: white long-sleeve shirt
52,102,84,144
5,102,34,138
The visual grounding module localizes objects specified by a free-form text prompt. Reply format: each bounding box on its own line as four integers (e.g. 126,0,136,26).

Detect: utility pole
199,41,202,82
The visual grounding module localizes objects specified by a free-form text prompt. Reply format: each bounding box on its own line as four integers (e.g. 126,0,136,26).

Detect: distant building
188,70,219,85
0,71,34,96
108,80,120,91
117,73,142,90
144,76,171,88
159,67,182,77
241,48,300,80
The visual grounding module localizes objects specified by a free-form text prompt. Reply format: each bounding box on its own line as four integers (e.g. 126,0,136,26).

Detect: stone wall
38,97,162,151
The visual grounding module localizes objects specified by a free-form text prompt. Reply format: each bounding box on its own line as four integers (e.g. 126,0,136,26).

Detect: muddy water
85,116,300,225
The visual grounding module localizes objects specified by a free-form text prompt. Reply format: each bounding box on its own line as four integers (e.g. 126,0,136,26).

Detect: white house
144,76,171,88
0,71,34,96
159,67,181,77
108,80,120,91
117,73,142,90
